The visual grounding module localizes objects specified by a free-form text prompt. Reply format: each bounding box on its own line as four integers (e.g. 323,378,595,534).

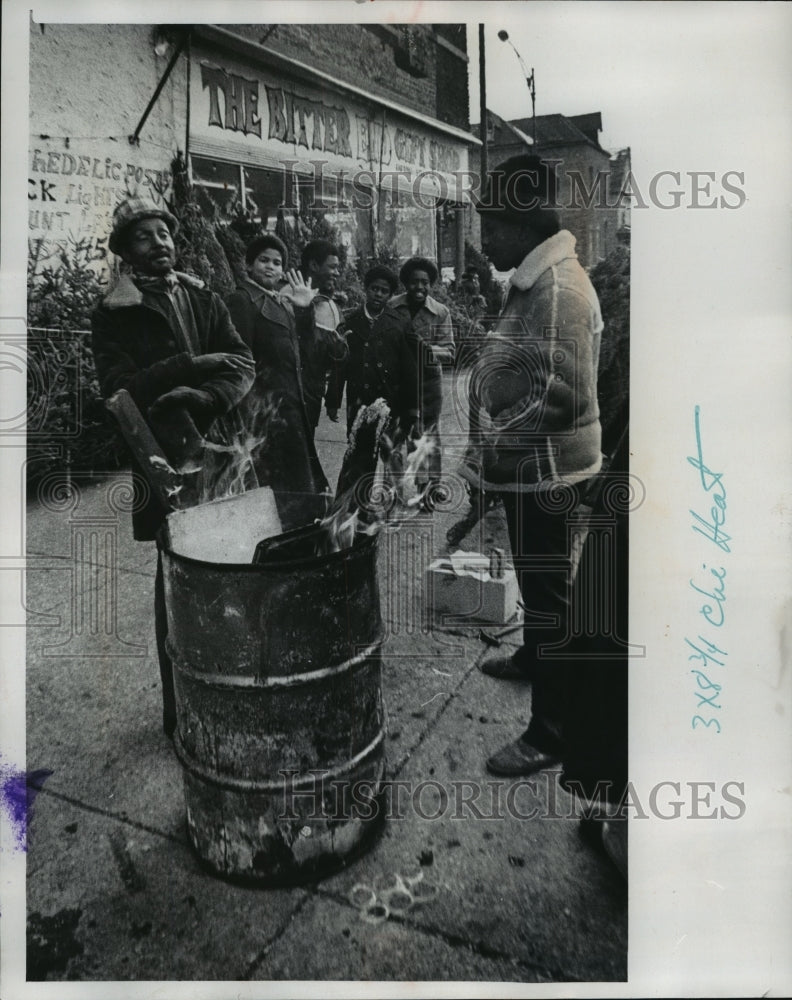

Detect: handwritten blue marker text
686,406,729,733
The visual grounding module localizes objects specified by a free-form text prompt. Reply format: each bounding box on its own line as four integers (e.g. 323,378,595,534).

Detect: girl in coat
225,234,329,530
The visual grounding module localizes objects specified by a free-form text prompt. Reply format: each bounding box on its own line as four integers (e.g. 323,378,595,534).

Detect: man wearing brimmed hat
461,154,604,778
92,196,255,738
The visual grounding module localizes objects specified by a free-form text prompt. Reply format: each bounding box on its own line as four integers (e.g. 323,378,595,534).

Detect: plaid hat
109,197,178,255
475,154,560,234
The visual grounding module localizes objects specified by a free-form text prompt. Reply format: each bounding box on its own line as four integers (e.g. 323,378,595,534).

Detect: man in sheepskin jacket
91,197,254,737
460,155,604,778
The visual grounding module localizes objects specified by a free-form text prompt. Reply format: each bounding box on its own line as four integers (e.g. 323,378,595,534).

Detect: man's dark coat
91,273,254,539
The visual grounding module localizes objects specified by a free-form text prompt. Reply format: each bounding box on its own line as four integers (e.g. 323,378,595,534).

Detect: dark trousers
154,544,176,734
501,485,580,755
560,434,629,802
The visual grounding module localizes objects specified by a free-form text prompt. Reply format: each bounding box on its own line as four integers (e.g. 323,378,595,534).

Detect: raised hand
279,269,317,309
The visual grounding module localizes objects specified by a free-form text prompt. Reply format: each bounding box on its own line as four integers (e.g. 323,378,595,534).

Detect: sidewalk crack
310,884,576,983
238,892,312,980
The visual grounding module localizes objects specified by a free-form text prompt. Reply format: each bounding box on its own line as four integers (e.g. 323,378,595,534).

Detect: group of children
232,233,459,519
90,197,459,734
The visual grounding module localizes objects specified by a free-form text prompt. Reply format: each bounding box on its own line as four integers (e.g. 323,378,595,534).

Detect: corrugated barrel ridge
161,515,386,885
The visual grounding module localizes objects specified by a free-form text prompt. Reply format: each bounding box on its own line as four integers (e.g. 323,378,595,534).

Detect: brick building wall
549,143,618,268
479,109,621,271
225,23,470,133
433,27,469,129
29,22,184,281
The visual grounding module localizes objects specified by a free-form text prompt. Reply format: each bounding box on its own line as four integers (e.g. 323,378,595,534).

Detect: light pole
479,24,488,186
497,30,536,146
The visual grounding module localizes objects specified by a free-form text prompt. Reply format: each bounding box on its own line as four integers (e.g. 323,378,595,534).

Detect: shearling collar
510,230,577,292
389,291,445,315
101,271,206,309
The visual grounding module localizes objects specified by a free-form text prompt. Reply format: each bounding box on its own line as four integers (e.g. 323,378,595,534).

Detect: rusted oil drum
159,494,386,884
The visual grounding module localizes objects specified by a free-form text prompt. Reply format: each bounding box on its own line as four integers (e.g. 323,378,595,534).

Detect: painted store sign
191,50,470,201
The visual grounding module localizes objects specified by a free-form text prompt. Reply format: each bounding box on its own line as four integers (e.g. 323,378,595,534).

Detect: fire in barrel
160,490,386,884
108,388,432,884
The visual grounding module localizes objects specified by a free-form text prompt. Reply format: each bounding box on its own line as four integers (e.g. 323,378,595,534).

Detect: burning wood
314,400,436,557
383,430,436,509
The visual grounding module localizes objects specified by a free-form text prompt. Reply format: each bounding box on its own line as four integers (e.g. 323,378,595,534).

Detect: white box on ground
425,550,519,624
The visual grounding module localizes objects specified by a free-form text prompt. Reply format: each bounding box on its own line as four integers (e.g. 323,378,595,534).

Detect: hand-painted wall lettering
200,64,262,137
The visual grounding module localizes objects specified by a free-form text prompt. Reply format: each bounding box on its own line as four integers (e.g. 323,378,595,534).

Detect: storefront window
242,165,289,228
189,155,442,265
190,157,241,221
436,199,461,268
191,156,329,229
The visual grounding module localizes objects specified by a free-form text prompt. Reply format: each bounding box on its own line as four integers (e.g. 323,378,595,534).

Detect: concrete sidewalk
23,375,626,987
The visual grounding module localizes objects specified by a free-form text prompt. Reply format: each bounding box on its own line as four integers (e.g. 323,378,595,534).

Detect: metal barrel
159,503,386,885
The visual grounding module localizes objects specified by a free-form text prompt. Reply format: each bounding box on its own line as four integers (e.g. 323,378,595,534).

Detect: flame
149,454,176,473
196,395,283,505
313,495,365,556
164,388,439,555
400,432,436,508
313,402,437,556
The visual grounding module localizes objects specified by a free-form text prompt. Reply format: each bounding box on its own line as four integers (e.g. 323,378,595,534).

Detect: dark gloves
147,390,207,475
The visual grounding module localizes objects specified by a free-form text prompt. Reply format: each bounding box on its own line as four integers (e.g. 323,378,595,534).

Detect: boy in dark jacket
327,265,420,495
327,265,421,495
91,197,254,737
388,257,455,504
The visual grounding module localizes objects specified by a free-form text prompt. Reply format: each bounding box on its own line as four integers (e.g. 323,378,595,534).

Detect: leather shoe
486,738,560,777
480,653,534,681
